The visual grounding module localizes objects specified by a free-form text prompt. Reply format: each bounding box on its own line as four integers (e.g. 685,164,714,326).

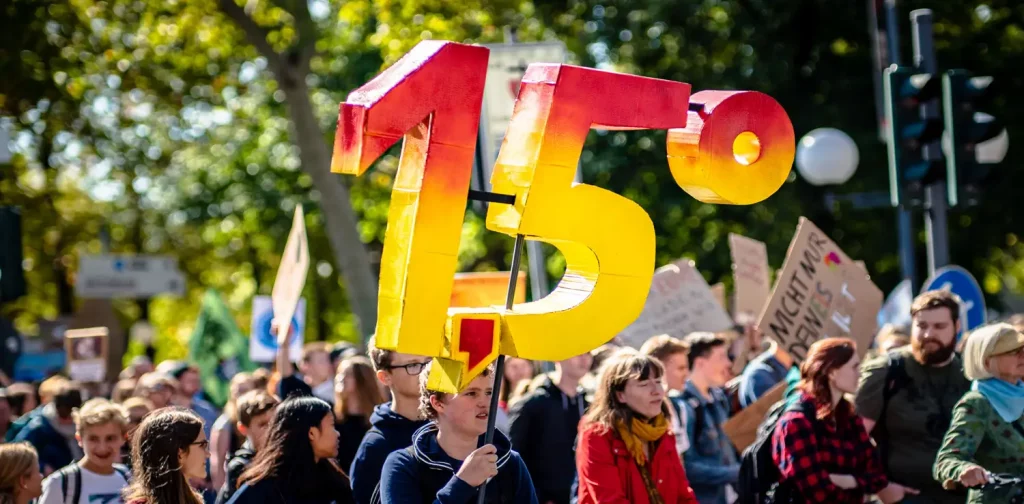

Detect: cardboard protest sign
618,259,733,348
756,218,883,363
272,206,309,346
710,283,727,311
64,327,108,382
450,271,527,308
729,234,771,325
723,381,786,452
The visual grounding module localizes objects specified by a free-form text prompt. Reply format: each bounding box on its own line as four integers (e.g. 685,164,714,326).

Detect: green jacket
933,390,1024,504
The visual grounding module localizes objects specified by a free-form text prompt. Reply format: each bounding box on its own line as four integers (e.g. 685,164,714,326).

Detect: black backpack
735,393,815,504
874,351,909,472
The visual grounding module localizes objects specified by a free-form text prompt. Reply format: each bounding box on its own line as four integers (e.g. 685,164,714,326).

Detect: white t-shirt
39,466,129,504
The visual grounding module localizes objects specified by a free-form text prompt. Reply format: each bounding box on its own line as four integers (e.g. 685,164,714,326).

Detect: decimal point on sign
666,90,795,205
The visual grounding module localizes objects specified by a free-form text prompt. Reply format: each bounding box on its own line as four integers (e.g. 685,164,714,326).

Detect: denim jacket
680,381,740,504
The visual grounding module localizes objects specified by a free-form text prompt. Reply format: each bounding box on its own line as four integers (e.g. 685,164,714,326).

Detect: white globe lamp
795,128,860,186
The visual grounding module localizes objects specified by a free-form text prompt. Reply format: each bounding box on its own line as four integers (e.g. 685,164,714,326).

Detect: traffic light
0,207,26,304
943,70,1003,207
884,65,944,207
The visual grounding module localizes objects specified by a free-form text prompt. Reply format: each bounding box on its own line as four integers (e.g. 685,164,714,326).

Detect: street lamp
795,128,860,185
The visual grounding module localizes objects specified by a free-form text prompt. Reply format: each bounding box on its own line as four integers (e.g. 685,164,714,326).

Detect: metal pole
882,0,919,289
476,233,525,504
911,9,949,275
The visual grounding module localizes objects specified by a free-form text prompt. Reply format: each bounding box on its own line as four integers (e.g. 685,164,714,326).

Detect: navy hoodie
379,423,537,504
349,402,430,504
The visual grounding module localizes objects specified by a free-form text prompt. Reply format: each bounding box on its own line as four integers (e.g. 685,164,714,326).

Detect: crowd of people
2,289,1024,504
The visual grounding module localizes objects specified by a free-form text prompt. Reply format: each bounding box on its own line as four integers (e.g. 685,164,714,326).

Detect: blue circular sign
921,265,986,332
254,308,302,350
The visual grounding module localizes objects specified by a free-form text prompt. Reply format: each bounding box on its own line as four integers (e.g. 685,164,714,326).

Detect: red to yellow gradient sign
332,40,795,392
450,272,527,309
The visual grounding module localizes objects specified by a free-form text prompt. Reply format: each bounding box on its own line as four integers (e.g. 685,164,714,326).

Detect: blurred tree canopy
1,0,1022,361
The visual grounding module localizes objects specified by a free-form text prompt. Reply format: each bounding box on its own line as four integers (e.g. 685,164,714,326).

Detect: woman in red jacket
576,349,697,504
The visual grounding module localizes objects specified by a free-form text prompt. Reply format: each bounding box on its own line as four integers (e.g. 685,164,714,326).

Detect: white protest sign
618,259,733,348
64,327,108,382
729,234,771,325
271,206,309,345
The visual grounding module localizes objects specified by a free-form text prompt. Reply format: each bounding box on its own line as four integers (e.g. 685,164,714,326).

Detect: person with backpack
14,381,84,475
772,338,917,504
934,323,1024,503
508,352,590,504
215,391,279,504
38,399,131,504
855,290,971,504
639,335,691,456
348,338,430,504
227,396,353,504
576,348,696,504
379,363,537,504
679,332,739,504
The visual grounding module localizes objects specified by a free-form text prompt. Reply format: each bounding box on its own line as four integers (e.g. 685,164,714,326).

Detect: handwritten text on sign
757,218,882,363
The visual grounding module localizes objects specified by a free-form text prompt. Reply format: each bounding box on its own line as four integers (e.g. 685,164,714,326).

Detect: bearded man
855,290,971,504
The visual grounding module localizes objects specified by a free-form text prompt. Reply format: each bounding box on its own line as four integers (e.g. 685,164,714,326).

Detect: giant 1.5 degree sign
332,40,796,392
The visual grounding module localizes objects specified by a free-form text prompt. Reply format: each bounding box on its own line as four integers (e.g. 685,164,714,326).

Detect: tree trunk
280,80,379,340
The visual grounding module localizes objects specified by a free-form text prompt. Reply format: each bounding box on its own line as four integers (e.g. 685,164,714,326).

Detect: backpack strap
113,464,131,484
681,390,706,445
58,465,81,504
876,351,909,472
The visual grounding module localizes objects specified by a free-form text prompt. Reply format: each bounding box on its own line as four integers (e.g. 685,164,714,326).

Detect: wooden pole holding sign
272,206,310,348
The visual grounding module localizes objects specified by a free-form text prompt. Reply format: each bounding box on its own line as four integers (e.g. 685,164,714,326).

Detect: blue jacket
681,381,740,504
737,350,791,409
14,411,74,471
349,403,430,504
379,423,537,504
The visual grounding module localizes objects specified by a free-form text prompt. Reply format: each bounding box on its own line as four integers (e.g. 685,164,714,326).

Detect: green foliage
2,0,1023,363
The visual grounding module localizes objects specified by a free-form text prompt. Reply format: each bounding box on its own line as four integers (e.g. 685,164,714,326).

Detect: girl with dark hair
123,408,208,504
227,396,354,504
576,349,696,504
772,338,916,503
333,357,384,471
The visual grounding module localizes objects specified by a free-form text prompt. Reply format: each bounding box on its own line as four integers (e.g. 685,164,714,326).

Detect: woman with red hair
771,338,917,503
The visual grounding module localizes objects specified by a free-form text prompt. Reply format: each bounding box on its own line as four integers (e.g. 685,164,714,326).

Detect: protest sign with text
756,218,882,363
618,259,733,348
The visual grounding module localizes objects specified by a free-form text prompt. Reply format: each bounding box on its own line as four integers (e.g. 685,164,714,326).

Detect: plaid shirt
772,392,888,503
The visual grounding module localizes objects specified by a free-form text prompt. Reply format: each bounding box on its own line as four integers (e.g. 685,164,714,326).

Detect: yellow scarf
615,414,668,466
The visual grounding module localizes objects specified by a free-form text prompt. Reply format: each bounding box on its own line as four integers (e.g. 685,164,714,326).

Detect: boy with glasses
349,337,431,504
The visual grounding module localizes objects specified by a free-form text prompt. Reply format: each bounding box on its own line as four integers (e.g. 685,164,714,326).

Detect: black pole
476,233,525,504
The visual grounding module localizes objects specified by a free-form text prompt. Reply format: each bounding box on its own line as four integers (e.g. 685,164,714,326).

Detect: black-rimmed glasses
386,361,430,376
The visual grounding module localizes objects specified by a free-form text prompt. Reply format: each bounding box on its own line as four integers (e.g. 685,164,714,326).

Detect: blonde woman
934,323,1024,503
0,443,43,504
